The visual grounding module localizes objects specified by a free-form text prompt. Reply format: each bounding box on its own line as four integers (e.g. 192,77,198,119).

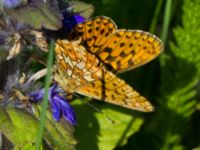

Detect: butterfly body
54,39,103,92
54,16,163,112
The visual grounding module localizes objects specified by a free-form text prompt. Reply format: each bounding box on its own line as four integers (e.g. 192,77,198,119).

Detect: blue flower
29,84,77,125
62,13,85,30
0,35,5,45
3,0,23,9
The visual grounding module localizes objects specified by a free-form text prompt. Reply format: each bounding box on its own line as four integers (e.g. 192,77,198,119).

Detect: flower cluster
0,0,93,125
29,84,77,125
0,0,94,148
2,0,24,9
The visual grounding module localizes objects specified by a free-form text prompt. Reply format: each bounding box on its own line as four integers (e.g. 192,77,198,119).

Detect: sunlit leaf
69,1,94,19
72,100,144,150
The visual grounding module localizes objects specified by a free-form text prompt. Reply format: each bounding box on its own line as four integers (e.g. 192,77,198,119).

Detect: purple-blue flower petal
3,0,22,8
28,89,44,102
49,83,57,98
0,36,5,45
74,15,85,24
54,96,77,125
29,83,76,125
51,99,61,122
63,14,85,30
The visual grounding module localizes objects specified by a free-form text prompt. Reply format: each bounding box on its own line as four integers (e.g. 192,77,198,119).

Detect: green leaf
145,0,200,149
0,107,40,149
34,105,76,150
72,99,144,150
0,106,76,150
171,0,200,70
69,1,94,19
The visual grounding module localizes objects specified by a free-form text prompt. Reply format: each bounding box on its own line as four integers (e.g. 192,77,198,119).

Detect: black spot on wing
88,29,92,33
96,27,100,31
119,51,126,57
128,59,134,66
105,55,115,61
129,43,134,47
120,42,126,47
104,47,113,53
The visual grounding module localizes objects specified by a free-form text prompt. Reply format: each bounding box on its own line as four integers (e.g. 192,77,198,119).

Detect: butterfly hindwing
76,70,154,112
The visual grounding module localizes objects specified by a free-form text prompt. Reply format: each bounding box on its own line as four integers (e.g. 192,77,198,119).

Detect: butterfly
53,16,163,112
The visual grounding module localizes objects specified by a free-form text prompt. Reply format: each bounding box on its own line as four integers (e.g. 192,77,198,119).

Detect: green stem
161,0,172,44
149,0,164,34
35,40,54,150
0,1,2,10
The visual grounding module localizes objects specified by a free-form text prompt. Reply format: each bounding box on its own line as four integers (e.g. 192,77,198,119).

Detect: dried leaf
30,30,48,52
6,33,21,60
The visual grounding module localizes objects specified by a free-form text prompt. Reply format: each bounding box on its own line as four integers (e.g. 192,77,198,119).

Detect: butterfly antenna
73,93,115,124
87,102,115,124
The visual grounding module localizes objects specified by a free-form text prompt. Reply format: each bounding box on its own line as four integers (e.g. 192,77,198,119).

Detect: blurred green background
1,0,200,150
72,0,200,150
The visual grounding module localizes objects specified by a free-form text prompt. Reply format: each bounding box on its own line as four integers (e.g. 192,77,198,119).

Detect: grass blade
161,0,172,44
35,40,54,150
149,0,164,34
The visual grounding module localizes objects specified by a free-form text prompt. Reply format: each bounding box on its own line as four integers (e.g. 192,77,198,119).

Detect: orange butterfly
54,16,163,112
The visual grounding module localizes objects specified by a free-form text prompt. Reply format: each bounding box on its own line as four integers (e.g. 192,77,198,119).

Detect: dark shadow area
118,59,161,102
0,59,17,92
1,133,14,150
85,0,158,30
73,102,100,150
183,110,200,149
